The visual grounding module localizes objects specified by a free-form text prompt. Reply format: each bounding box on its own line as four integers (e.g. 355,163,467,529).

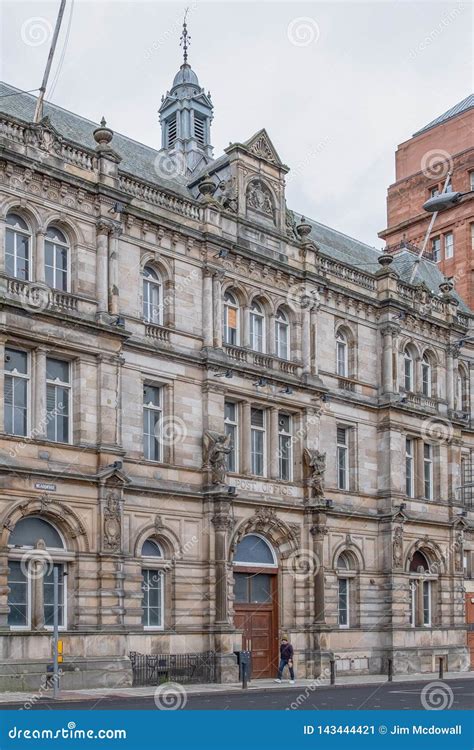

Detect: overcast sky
1,1,472,247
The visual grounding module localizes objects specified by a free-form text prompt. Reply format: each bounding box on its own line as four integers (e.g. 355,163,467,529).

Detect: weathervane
180,8,191,64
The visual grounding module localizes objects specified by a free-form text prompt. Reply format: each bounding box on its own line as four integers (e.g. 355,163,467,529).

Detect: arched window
275,309,289,359
143,266,163,324
45,227,69,291
249,301,265,352
233,534,277,606
421,354,432,397
6,213,30,281
223,291,239,345
336,551,356,628
233,534,276,567
7,516,67,630
457,366,469,413
141,537,165,629
336,330,348,377
404,347,414,392
409,549,434,627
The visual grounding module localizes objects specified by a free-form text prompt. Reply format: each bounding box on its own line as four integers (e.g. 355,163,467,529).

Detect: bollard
242,661,248,690
438,656,444,680
387,658,393,682
330,659,336,686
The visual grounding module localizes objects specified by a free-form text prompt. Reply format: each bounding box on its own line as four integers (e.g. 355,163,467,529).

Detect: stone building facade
0,61,473,690
380,94,474,308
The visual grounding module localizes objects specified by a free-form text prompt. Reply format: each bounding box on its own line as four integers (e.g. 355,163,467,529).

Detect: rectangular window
6,226,29,280
405,438,414,497
46,358,71,443
337,426,349,490
431,236,441,262
430,186,440,198
423,443,433,500
4,348,29,437
444,232,454,259
166,115,177,148
194,113,206,146
251,407,266,476
470,172,474,192
338,578,349,627
43,564,65,628
141,569,163,628
143,385,162,461
423,580,431,626
7,560,29,628
45,241,68,291
336,339,347,377
421,361,431,397
404,355,413,392
278,413,292,481
224,401,238,473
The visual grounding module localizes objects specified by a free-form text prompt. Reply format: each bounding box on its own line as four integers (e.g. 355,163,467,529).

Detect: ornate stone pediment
244,129,282,166
24,116,63,155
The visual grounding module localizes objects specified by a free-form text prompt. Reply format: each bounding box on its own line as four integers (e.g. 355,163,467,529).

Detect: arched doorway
233,534,278,678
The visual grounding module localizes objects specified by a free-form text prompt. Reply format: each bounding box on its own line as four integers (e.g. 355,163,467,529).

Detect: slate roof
413,94,474,136
0,82,470,314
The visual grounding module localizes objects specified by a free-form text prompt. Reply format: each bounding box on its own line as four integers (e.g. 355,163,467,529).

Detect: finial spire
180,8,191,64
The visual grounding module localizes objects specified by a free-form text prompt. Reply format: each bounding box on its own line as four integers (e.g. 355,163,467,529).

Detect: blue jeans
277,658,294,680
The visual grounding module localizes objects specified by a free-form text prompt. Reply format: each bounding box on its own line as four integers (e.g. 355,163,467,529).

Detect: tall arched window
249,301,265,352
336,330,348,377
421,354,432,397
143,266,163,324
457,366,469,413
141,538,164,630
404,347,414,392
275,309,289,359
409,549,435,627
223,291,239,345
336,551,356,628
7,516,67,630
45,227,69,291
6,213,31,281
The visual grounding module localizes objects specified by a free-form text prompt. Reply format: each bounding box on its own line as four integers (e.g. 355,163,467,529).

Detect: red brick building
380,95,474,309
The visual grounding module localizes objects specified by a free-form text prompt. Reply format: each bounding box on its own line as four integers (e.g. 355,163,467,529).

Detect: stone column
212,499,232,625
0,336,6,433
96,221,110,314
31,540,47,630
35,230,46,284
381,324,396,394
302,308,311,374
34,346,47,439
269,314,276,356
108,224,121,316
310,516,327,623
202,269,213,348
0,215,5,275
242,306,250,349
212,273,223,348
310,306,319,375
269,406,279,479
241,401,251,475
446,345,457,411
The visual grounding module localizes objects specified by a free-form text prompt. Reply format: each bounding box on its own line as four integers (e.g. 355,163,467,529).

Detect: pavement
0,670,472,707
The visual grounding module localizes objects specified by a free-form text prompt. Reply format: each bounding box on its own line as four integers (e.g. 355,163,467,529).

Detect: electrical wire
47,0,75,101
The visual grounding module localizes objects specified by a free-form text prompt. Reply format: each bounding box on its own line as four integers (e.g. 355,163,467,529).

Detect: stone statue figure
204,431,232,485
304,449,326,498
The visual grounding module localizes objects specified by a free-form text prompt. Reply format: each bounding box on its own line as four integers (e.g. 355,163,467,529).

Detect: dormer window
166,115,177,148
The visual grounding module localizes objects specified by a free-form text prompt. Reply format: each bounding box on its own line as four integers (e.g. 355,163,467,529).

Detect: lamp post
422,190,473,213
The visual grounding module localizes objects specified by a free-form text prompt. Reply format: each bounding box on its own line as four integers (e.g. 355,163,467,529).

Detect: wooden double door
233,567,278,679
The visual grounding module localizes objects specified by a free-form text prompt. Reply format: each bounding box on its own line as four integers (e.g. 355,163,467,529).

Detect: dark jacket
280,642,293,661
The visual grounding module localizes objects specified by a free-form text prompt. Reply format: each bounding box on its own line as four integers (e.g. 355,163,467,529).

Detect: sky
1,0,472,248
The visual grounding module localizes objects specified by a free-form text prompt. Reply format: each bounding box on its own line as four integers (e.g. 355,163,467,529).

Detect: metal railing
129,651,217,686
